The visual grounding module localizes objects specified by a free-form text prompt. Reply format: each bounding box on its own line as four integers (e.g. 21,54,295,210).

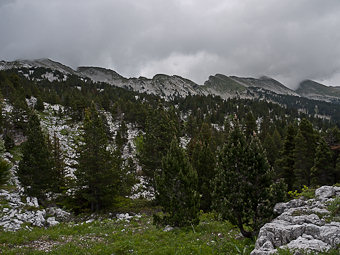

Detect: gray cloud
1,0,340,88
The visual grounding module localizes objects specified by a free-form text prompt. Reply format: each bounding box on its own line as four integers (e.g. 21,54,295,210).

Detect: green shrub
288,185,315,200
327,197,340,222
0,158,11,186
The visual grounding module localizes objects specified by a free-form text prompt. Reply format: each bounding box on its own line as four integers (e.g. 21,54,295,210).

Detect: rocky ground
251,186,340,254
0,186,70,231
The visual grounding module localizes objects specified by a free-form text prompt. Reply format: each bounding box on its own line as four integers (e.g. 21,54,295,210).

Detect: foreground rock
0,189,70,231
251,186,340,255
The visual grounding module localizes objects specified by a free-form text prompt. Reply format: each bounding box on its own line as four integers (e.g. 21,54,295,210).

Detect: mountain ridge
296,79,340,103
1,58,339,103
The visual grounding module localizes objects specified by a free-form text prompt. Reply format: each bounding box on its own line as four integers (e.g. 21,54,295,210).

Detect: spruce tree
272,129,283,154
0,159,10,186
276,124,296,191
244,112,257,137
51,132,65,192
187,123,216,211
138,104,178,186
3,132,14,152
294,118,317,188
17,112,56,200
75,104,120,211
335,155,340,184
212,122,286,238
35,96,45,111
155,139,200,227
115,120,128,153
263,133,276,167
311,138,334,186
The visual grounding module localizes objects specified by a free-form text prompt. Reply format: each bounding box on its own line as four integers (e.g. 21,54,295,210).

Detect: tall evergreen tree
115,120,128,153
294,118,318,188
334,155,340,184
75,104,120,211
17,112,56,200
155,139,200,227
212,122,286,238
272,129,283,154
244,112,257,137
311,138,334,186
138,104,178,186
276,124,296,190
0,158,10,186
263,133,276,167
35,96,45,111
51,132,65,192
187,123,216,211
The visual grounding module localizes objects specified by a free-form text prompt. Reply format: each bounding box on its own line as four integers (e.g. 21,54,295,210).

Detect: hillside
230,76,299,96
296,80,340,103
1,60,340,254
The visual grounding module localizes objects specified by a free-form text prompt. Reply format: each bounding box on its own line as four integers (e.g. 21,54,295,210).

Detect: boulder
285,235,331,254
0,189,70,231
47,217,59,227
26,197,39,208
46,207,71,221
315,186,336,202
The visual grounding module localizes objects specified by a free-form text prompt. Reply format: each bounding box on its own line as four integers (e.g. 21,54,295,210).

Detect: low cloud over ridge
1,0,340,88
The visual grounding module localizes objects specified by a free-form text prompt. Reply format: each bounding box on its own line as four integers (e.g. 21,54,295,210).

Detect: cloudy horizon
1,0,340,88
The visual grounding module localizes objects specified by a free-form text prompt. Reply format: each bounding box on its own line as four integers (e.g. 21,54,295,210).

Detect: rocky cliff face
251,186,340,254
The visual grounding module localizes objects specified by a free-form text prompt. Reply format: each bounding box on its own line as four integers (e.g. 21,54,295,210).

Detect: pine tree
294,118,317,188
51,132,65,192
75,104,120,212
276,124,296,190
244,112,257,137
0,158,10,186
334,155,340,184
311,138,334,186
138,104,178,186
259,116,271,141
187,123,216,211
3,132,14,152
154,139,200,227
263,133,276,167
115,120,128,153
212,122,286,238
272,129,283,155
35,96,44,111
17,112,56,200
271,127,283,173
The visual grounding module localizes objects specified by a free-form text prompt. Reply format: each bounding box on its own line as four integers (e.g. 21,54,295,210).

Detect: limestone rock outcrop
251,186,340,254
0,189,71,231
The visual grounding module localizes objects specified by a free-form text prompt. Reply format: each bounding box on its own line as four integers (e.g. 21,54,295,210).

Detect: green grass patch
0,213,255,254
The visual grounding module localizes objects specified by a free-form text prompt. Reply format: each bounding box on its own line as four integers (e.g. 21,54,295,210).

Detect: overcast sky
1,0,340,88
